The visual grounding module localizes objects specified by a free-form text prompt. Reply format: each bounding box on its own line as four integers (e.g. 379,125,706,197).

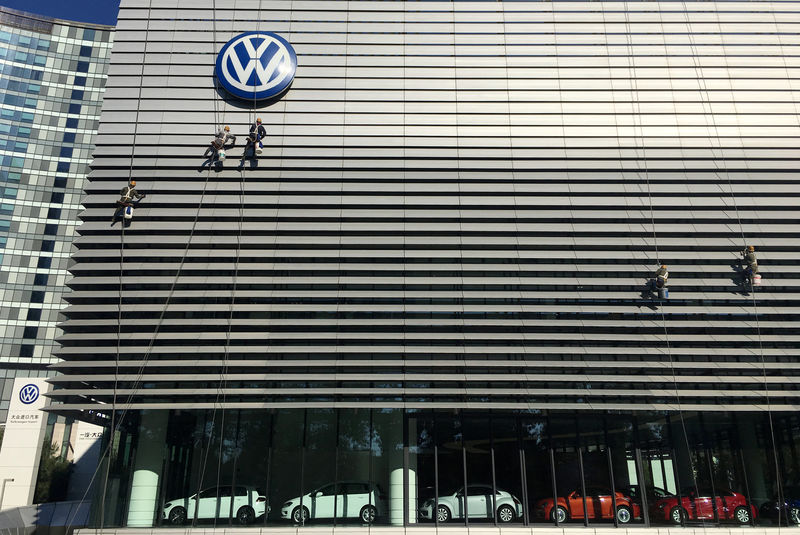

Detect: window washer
111,180,145,223
742,245,760,285
203,125,236,160
243,117,266,159
653,264,669,299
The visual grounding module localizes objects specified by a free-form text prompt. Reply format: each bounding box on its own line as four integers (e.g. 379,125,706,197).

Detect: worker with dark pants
111,180,145,224
742,245,759,286
243,117,266,159
652,264,669,299
204,125,236,160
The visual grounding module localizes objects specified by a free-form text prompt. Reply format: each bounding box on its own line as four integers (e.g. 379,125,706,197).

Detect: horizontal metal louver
49,0,800,414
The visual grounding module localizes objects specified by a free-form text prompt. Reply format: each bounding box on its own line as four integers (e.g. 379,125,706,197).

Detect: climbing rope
69,3,227,532
681,0,785,528
97,0,155,527
622,2,708,530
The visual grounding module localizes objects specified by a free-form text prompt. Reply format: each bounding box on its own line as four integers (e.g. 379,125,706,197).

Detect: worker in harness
652,264,669,299
203,125,236,160
742,245,760,286
111,180,145,224
242,117,266,159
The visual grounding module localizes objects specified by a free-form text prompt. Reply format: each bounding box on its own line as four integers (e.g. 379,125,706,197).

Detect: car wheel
790,506,800,525
291,506,309,523
551,505,568,523
734,506,751,524
436,505,451,523
168,506,186,525
616,505,632,524
497,504,515,523
236,506,255,525
360,505,377,524
669,506,686,525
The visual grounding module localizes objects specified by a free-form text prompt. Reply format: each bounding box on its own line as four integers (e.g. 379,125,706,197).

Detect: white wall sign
0,378,51,510
67,420,103,501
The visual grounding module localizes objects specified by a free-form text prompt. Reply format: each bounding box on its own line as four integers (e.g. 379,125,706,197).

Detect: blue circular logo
19,384,39,405
215,32,297,101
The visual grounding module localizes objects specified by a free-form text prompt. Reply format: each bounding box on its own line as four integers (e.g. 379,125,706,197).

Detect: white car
162,485,268,525
419,484,523,523
280,481,385,523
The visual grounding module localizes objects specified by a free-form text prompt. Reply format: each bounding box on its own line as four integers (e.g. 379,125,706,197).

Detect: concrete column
387,412,416,525
125,410,168,527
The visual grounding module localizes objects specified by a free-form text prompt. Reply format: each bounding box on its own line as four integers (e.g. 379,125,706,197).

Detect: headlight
657,502,666,509
164,503,172,509
282,501,293,508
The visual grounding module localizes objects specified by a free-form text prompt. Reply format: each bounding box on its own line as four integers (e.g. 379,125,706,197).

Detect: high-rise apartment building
0,8,113,424
52,0,800,531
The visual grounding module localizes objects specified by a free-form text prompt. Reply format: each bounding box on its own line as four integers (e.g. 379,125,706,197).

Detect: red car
651,487,756,524
534,487,641,524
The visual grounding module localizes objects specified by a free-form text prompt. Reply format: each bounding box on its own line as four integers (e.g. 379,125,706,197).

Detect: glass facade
93,409,800,529
0,8,112,422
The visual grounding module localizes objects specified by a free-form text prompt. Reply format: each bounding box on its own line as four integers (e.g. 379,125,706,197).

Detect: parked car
534,487,640,523
162,485,267,525
419,484,523,523
651,487,756,524
280,481,385,523
760,487,800,525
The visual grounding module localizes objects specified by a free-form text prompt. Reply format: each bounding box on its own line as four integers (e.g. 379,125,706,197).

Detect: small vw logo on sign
215,32,297,101
19,384,39,405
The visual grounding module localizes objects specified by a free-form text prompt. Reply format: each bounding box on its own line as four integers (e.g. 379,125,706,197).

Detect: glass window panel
492,416,524,524
269,409,304,524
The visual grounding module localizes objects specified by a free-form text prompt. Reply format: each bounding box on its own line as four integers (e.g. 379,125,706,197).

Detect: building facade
52,0,800,530
0,7,113,424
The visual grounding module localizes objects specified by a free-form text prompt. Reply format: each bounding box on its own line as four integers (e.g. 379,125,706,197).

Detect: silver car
162,485,267,525
419,484,523,523
281,481,386,523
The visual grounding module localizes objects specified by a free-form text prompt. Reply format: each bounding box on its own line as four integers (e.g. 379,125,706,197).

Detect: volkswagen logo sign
19,383,39,405
215,32,297,101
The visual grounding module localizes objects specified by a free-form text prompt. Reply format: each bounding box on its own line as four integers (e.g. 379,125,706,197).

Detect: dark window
22,326,37,339
43,224,57,235
33,274,48,285
76,61,89,73
65,118,78,129
316,484,336,496
68,103,81,114
40,241,54,252
19,345,33,358
47,208,61,219
62,132,75,144
26,309,41,321
36,257,51,268
79,45,91,57
50,192,64,203
56,162,69,173
198,488,217,499
53,177,66,188
73,76,86,86
70,89,84,100
30,290,44,302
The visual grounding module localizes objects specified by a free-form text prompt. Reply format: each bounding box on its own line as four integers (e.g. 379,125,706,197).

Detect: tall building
51,0,800,531
0,7,113,424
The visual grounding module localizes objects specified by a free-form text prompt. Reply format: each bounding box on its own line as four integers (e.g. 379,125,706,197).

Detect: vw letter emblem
19,383,39,405
215,31,297,101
